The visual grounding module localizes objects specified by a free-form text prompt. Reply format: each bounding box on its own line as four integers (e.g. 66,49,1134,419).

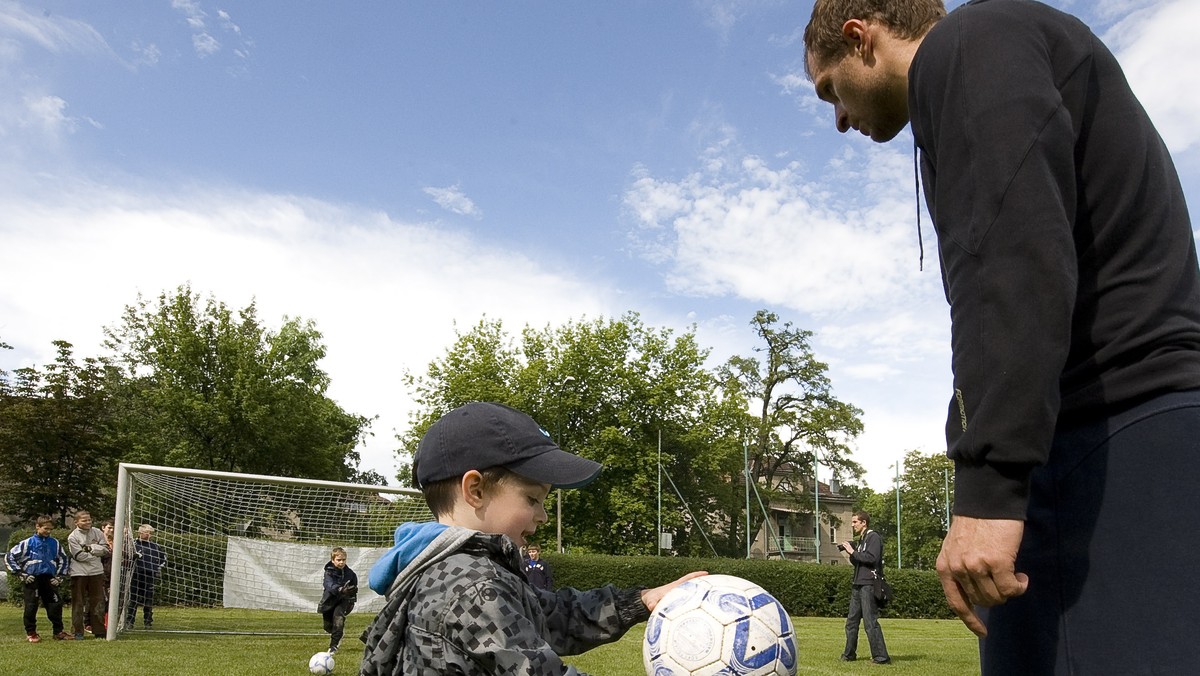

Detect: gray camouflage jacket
360,525,647,675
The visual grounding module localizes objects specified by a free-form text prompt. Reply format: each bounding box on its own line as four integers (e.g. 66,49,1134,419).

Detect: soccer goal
105,463,431,640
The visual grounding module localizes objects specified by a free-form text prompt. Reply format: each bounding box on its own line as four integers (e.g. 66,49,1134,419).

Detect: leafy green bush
547,552,954,619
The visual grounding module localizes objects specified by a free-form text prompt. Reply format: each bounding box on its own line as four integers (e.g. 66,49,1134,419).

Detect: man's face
851,516,867,535
103,524,114,539
76,513,92,530
808,44,909,143
139,529,152,540
332,554,347,569
36,523,53,537
478,475,550,547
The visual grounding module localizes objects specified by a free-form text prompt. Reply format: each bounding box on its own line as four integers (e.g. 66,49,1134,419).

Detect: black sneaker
329,646,339,655
872,657,892,665
840,655,856,662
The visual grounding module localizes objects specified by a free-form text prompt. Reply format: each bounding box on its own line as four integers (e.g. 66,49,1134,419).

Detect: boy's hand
23,574,36,585
50,576,63,587
640,571,708,613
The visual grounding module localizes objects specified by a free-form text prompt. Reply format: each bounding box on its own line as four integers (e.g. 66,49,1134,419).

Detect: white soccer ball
643,574,797,676
308,651,335,674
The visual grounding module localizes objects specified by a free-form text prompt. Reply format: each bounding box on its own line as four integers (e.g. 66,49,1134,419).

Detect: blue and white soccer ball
308,651,335,674
644,574,797,676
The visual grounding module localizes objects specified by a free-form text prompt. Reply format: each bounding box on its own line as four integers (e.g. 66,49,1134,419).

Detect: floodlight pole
814,453,820,564
895,461,903,569
944,467,950,532
745,442,751,559
556,375,576,554
657,428,662,556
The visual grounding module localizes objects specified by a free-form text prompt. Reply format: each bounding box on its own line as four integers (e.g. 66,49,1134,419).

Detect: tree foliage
0,341,122,525
102,284,374,481
859,449,954,570
399,313,739,556
717,310,865,549
398,310,867,559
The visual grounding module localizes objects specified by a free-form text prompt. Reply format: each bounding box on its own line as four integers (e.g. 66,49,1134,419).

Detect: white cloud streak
1104,0,1200,154
0,178,613,481
423,185,483,218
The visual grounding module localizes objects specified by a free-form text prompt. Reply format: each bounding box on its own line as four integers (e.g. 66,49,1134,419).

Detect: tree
398,313,740,556
103,285,374,481
0,341,122,525
859,450,954,570
717,310,865,552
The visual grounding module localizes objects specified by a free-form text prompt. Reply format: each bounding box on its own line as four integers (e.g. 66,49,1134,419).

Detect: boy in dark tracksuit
5,516,73,642
360,402,705,675
317,546,357,654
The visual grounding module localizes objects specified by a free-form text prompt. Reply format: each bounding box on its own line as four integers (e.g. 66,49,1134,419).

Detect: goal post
106,463,431,640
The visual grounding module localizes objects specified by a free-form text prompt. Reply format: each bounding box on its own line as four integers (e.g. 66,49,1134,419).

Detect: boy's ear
461,470,486,508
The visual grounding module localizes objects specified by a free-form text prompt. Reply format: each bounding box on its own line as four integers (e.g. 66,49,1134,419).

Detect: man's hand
640,571,708,612
50,576,63,587
936,516,1029,637
23,574,36,585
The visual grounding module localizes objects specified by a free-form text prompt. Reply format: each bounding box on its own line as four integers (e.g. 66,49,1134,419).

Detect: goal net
105,463,432,639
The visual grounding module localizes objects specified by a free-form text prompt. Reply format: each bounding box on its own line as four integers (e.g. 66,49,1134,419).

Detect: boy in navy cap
360,402,703,675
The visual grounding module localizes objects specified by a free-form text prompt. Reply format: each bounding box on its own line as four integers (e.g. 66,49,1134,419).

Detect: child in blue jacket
5,516,72,642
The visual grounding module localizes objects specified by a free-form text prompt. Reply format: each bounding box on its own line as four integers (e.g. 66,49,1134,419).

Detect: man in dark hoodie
359,402,704,675
318,546,357,655
803,1,1200,673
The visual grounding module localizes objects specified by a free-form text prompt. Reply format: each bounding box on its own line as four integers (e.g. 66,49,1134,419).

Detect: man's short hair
35,515,53,528
138,524,154,535
803,0,946,76
854,510,871,526
331,546,347,559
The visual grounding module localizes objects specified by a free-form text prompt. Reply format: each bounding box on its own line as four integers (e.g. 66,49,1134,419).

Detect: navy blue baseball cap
414,402,602,489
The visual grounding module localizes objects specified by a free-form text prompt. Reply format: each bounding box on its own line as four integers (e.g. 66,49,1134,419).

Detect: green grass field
0,606,980,675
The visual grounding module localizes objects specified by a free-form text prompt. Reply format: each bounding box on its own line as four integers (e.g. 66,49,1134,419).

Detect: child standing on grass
5,515,73,643
318,546,357,654
67,510,109,640
359,401,705,675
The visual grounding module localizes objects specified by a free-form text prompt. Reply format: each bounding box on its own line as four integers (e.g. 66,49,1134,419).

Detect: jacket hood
367,522,448,595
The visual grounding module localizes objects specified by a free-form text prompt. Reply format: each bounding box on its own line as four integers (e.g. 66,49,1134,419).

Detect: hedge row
545,552,955,620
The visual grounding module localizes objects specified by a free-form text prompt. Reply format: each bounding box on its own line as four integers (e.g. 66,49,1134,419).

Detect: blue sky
2,0,1197,491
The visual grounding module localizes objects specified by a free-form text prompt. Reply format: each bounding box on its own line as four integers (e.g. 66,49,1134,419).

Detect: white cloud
0,3,112,57
1103,0,1200,153
423,184,483,218
192,32,220,57
0,177,615,482
624,139,932,317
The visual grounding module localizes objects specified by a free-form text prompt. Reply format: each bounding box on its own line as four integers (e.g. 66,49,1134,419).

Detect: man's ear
461,470,486,508
840,18,873,59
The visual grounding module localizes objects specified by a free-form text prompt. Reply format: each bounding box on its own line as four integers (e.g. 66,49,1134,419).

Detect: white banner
222,537,390,613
